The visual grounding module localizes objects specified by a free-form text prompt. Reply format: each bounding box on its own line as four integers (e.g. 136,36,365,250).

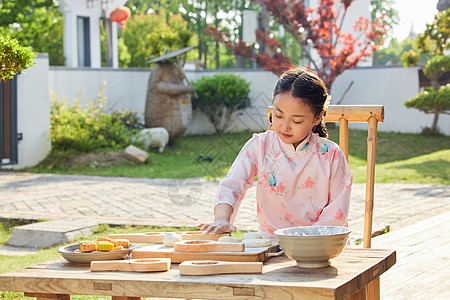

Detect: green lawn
27,128,450,184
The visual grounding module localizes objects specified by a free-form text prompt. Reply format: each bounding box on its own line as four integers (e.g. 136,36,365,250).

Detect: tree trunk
197,6,203,62
235,55,246,68
258,5,271,55
431,110,440,133
203,1,208,69
431,79,440,91
215,5,220,69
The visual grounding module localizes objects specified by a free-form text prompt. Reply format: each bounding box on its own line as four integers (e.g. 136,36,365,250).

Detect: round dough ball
218,236,241,243
242,238,272,248
163,233,182,247
242,232,263,240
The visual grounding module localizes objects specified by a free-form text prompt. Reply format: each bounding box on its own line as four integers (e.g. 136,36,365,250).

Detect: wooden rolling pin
174,240,244,252
109,232,230,244
90,258,171,272
179,260,263,275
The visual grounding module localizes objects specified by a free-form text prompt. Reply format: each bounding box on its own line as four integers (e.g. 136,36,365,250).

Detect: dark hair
273,67,329,138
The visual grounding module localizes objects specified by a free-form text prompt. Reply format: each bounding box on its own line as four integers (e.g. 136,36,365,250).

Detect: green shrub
192,73,251,133
111,109,145,131
50,87,141,152
0,35,36,82
423,55,450,86
401,49,420,67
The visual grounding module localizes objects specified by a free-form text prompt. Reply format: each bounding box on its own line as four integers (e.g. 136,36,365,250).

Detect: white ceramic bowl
274,226,351,268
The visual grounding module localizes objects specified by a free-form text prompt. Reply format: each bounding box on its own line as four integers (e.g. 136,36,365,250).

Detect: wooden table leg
345,277,381,300
346,286,367,300
366,277,380,299
24,293,70,300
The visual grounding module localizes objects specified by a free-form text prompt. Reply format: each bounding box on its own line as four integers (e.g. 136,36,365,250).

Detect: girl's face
272,92,322,148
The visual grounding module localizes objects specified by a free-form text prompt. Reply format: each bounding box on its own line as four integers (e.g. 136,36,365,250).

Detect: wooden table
0,248,395,300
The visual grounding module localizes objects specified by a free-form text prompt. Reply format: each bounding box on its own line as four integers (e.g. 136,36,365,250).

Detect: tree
121,12,196,68
401,49,420,67
424,55,450,91
403,83,450,134
0,35,36,82
370,0,399,44
373,37,427,66
206,0,387,89
416,8,449,57
403,10,450,134
0,0,64,65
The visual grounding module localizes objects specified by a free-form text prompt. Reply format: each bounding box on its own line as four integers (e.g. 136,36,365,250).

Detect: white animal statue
135,127,169,153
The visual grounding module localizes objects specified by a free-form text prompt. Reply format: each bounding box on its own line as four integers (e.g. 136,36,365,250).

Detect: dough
242,232,263,239
218,236,241,243
242,238,272,248
163,233,182,247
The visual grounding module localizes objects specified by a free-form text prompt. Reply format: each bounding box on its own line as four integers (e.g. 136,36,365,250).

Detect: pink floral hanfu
215,130,352,239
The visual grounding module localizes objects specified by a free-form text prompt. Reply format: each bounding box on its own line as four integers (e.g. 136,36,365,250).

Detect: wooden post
339,118,349,161
364,115,380,300
364,115,378,249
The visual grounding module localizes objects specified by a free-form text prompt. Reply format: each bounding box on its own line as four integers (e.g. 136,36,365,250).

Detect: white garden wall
1,54,52,170
3,61,448,170
331,66,449,134
48,66,450,136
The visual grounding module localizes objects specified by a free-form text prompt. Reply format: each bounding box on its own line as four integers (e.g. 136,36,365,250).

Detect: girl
199,67,352,239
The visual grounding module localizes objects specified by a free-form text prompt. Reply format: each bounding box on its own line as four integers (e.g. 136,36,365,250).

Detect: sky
391,0,440,41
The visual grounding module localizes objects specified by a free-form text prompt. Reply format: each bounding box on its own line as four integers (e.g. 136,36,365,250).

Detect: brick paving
0,171,449,243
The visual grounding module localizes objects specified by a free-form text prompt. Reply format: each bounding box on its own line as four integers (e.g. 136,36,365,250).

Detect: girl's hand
197,220,237,235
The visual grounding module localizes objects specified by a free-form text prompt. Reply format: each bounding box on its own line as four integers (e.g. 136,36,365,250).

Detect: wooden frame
325,105,385,300
324,104,384,248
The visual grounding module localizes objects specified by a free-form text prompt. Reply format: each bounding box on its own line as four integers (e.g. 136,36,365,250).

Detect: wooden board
173,240,244,252
132,242,281,263
108,232,230,244
179,260,262,275
90,258,171,272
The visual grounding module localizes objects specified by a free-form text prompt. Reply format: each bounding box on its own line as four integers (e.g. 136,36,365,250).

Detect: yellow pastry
97,241,114,251
79,241,98,253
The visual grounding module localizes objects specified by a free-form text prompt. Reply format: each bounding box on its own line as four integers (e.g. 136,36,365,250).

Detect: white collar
274,132,312,156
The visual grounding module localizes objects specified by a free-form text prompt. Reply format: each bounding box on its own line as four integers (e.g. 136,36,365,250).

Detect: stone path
1,171,449,245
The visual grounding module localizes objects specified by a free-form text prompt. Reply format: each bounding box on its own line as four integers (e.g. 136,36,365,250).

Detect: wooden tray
132,242,281,263
109,232,230,244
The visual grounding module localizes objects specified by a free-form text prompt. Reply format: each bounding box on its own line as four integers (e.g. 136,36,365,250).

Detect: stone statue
144,47,196,144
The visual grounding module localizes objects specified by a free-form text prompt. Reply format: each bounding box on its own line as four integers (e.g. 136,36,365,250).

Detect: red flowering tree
206,0,387,89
